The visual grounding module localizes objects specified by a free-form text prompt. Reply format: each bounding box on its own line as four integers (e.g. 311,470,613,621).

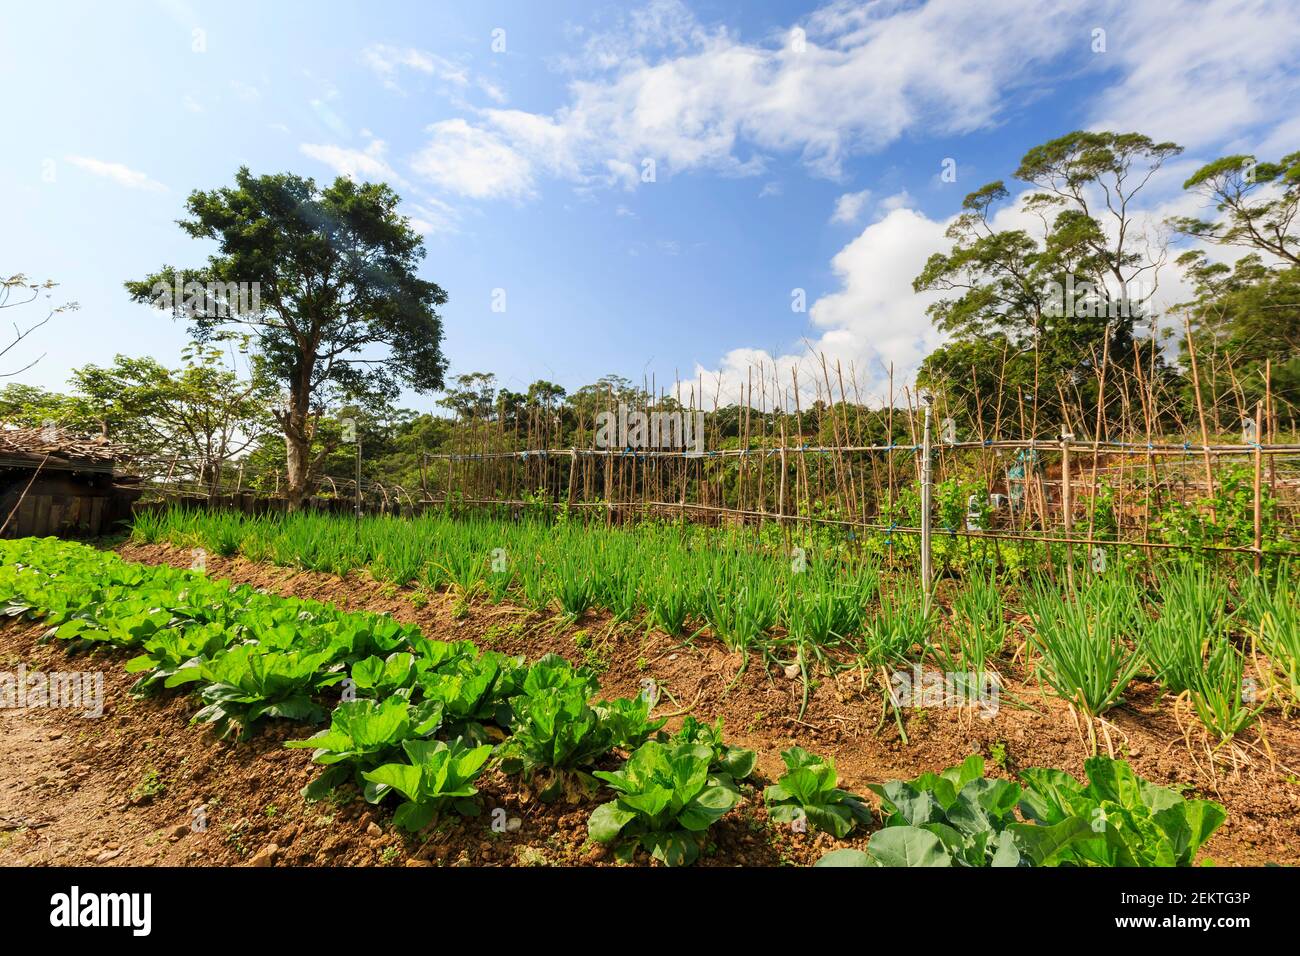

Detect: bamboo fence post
1253,400,1264,573
1061,431,1073,588
920,405,933,607
1184,313,1218,523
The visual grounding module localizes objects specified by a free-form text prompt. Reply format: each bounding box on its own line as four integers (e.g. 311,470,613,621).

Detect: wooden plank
89,497,105,535
47,497,64,535
14,502,34,538
36,495,54,536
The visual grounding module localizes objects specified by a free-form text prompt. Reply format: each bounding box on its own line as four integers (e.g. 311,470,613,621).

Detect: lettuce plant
595,694,667,750
832,755,1228,868
663,716,755,780
180,645,342,737
124,622,231,694
516,652,598,697
498,683,613,798
588,741,742,866
765,747,871,838
350,652,418,698
287,695,443,800
866,755,1087,867
362,738,494,831
415,649,521,736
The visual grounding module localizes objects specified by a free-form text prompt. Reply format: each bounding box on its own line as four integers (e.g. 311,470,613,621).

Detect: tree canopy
125,167,447,506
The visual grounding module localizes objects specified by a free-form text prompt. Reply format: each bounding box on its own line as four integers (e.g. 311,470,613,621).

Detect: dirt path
2,540,1297,867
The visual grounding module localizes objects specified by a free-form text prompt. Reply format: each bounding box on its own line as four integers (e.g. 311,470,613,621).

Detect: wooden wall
0,471,138,539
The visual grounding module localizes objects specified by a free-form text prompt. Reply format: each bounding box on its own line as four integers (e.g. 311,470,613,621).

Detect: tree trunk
284,422,311,510
283,365,313,510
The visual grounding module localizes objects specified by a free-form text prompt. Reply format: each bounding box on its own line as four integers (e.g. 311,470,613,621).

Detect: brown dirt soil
1,539,1297,867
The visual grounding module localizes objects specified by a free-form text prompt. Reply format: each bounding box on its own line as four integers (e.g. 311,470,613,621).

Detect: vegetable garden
3,502,1298,867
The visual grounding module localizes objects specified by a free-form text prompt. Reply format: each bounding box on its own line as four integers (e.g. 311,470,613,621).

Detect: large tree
69,339,276,487
1170,149,1300,427
1172,151,1300,266
126,168,447,507
1173,252,1300,426
915,132,1182,437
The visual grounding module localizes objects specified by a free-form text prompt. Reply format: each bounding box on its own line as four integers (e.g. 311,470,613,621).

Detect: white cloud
698,206,951,405
878,190,914,214
427,0,1100,200
698,170,1253,407
372,0,1300,210
759,181,783,198
300,139,404,185
478,77,508,104
410,118,535,200
404,197,461,236
482,109,583,180
362,43,506,103
363,44,441,88
1254,114,1300,161
65,156,167,192
830,188,870,223
1086,0,1300,149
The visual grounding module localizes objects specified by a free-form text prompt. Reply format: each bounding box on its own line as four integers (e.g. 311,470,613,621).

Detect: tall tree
1173,151,1300,266
125,168,447,508
69,339,276,486
915,132,1182,436
1174,252,1300,426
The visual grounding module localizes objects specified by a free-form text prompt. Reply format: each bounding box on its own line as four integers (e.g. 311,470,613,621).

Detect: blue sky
3,0,1299,411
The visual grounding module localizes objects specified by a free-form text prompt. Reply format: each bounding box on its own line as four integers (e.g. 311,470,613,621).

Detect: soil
1,540,1297,868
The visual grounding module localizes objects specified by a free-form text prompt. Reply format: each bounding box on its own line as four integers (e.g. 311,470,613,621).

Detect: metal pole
921,405,933,606
355,436,362,522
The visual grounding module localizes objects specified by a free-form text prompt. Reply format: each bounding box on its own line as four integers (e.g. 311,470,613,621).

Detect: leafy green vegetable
362,738,493,831
1018,756,1226,867
588,741,741,866
765,747,871,838
183,645,343,737
595,694,667,750
349,652,418,697
850,755,1225,868
663,716,756,780
286,696,443,800
497,683,612,798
